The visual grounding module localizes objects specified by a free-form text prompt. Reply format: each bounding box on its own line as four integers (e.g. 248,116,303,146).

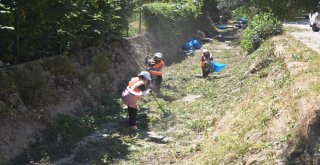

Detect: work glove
149,59,156,65
142,89,152,95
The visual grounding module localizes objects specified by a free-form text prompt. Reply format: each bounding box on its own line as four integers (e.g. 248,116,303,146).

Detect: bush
188,119,211,132
45,54,76,77
241,12,283,53
0,1,136,64
142,1,202,42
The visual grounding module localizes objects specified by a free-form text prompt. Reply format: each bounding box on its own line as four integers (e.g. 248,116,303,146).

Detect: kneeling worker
122,71,152,130
200,49,213,78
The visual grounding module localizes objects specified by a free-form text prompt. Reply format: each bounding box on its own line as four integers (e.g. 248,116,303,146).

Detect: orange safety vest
126,77,144,99
149,60,165,76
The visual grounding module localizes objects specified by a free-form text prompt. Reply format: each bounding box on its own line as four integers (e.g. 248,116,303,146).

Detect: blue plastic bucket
210,62,226,72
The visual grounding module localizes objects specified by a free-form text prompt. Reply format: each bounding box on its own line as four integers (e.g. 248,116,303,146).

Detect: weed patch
188,119,212,132
45,54,76,77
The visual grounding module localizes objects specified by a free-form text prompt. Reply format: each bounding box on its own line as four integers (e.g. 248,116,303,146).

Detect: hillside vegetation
46,27,320,164
3,0,320,164
122,30,319,164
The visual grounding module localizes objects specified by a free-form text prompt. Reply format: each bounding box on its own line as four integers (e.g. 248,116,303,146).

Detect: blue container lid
210,62,226,72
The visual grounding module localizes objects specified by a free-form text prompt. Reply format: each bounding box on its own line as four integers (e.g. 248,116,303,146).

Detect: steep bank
97,29,319,164
0,33,185,163
3,25,320,164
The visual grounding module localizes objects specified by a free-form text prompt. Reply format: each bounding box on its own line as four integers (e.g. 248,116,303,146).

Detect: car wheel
312,24,320,32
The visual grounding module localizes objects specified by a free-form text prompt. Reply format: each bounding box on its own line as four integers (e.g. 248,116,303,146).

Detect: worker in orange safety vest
146,52,165,92
122,71,152,130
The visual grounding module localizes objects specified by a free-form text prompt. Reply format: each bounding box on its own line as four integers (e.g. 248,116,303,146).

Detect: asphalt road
284,18,320,55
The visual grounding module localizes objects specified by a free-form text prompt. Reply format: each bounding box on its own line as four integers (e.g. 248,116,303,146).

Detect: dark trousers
152,75,162,91
202,66,210,78
128,106,138,126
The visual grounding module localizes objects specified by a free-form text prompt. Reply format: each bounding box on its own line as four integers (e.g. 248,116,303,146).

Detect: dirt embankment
273,26,320,163
0,33,186,164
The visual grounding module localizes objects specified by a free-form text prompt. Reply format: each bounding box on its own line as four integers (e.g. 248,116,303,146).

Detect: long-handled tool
150,92,172,119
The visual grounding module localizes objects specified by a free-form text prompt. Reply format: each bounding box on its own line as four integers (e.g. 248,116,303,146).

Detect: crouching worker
122,71,152,130
200,49,213,78
147,52,165,93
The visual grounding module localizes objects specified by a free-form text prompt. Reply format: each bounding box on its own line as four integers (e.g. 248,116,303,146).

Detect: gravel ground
284,19,320,55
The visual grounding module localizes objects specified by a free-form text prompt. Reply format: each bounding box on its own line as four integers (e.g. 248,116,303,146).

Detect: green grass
115,33,320,164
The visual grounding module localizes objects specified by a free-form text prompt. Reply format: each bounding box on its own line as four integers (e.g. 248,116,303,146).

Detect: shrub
92,52,111,74
142,1,202,42
45,54,76,77
188,119,211,132
241,12,283,53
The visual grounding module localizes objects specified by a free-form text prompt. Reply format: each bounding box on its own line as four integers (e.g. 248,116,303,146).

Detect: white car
309,12,320,32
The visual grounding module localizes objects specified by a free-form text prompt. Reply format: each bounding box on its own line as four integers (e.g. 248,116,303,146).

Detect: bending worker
122,71,152,130
147,52,165,92
200,49,213,78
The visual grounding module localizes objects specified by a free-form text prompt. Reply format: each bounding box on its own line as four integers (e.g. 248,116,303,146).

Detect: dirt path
284,19,320,54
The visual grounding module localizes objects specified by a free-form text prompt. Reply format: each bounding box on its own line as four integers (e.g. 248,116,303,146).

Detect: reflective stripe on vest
149,60,164,76
126,77,144,96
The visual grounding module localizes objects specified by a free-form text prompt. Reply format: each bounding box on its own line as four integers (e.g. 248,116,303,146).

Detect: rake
150,92,173,119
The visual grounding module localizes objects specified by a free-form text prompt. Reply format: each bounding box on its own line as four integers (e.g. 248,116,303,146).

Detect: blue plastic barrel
210,62,226,72
182,41,193,50
192,39,201,49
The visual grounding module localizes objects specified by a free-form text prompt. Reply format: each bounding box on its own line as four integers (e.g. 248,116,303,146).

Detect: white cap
203,49,209,53
138,71,151,80
155,52,163,58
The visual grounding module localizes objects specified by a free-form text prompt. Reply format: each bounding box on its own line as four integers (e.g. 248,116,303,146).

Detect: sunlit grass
116,33,320,164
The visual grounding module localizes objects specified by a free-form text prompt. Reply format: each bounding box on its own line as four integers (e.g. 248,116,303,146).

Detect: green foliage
20,97,123,162
142,1,202,42
188,119,211,132
43,114,94,156
143,2,202,22
241,12,283,53
25,64,52,108
45,54,75,77
231,5,255,20
218,0,320,19
92,53,111,74
0,0,137,63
